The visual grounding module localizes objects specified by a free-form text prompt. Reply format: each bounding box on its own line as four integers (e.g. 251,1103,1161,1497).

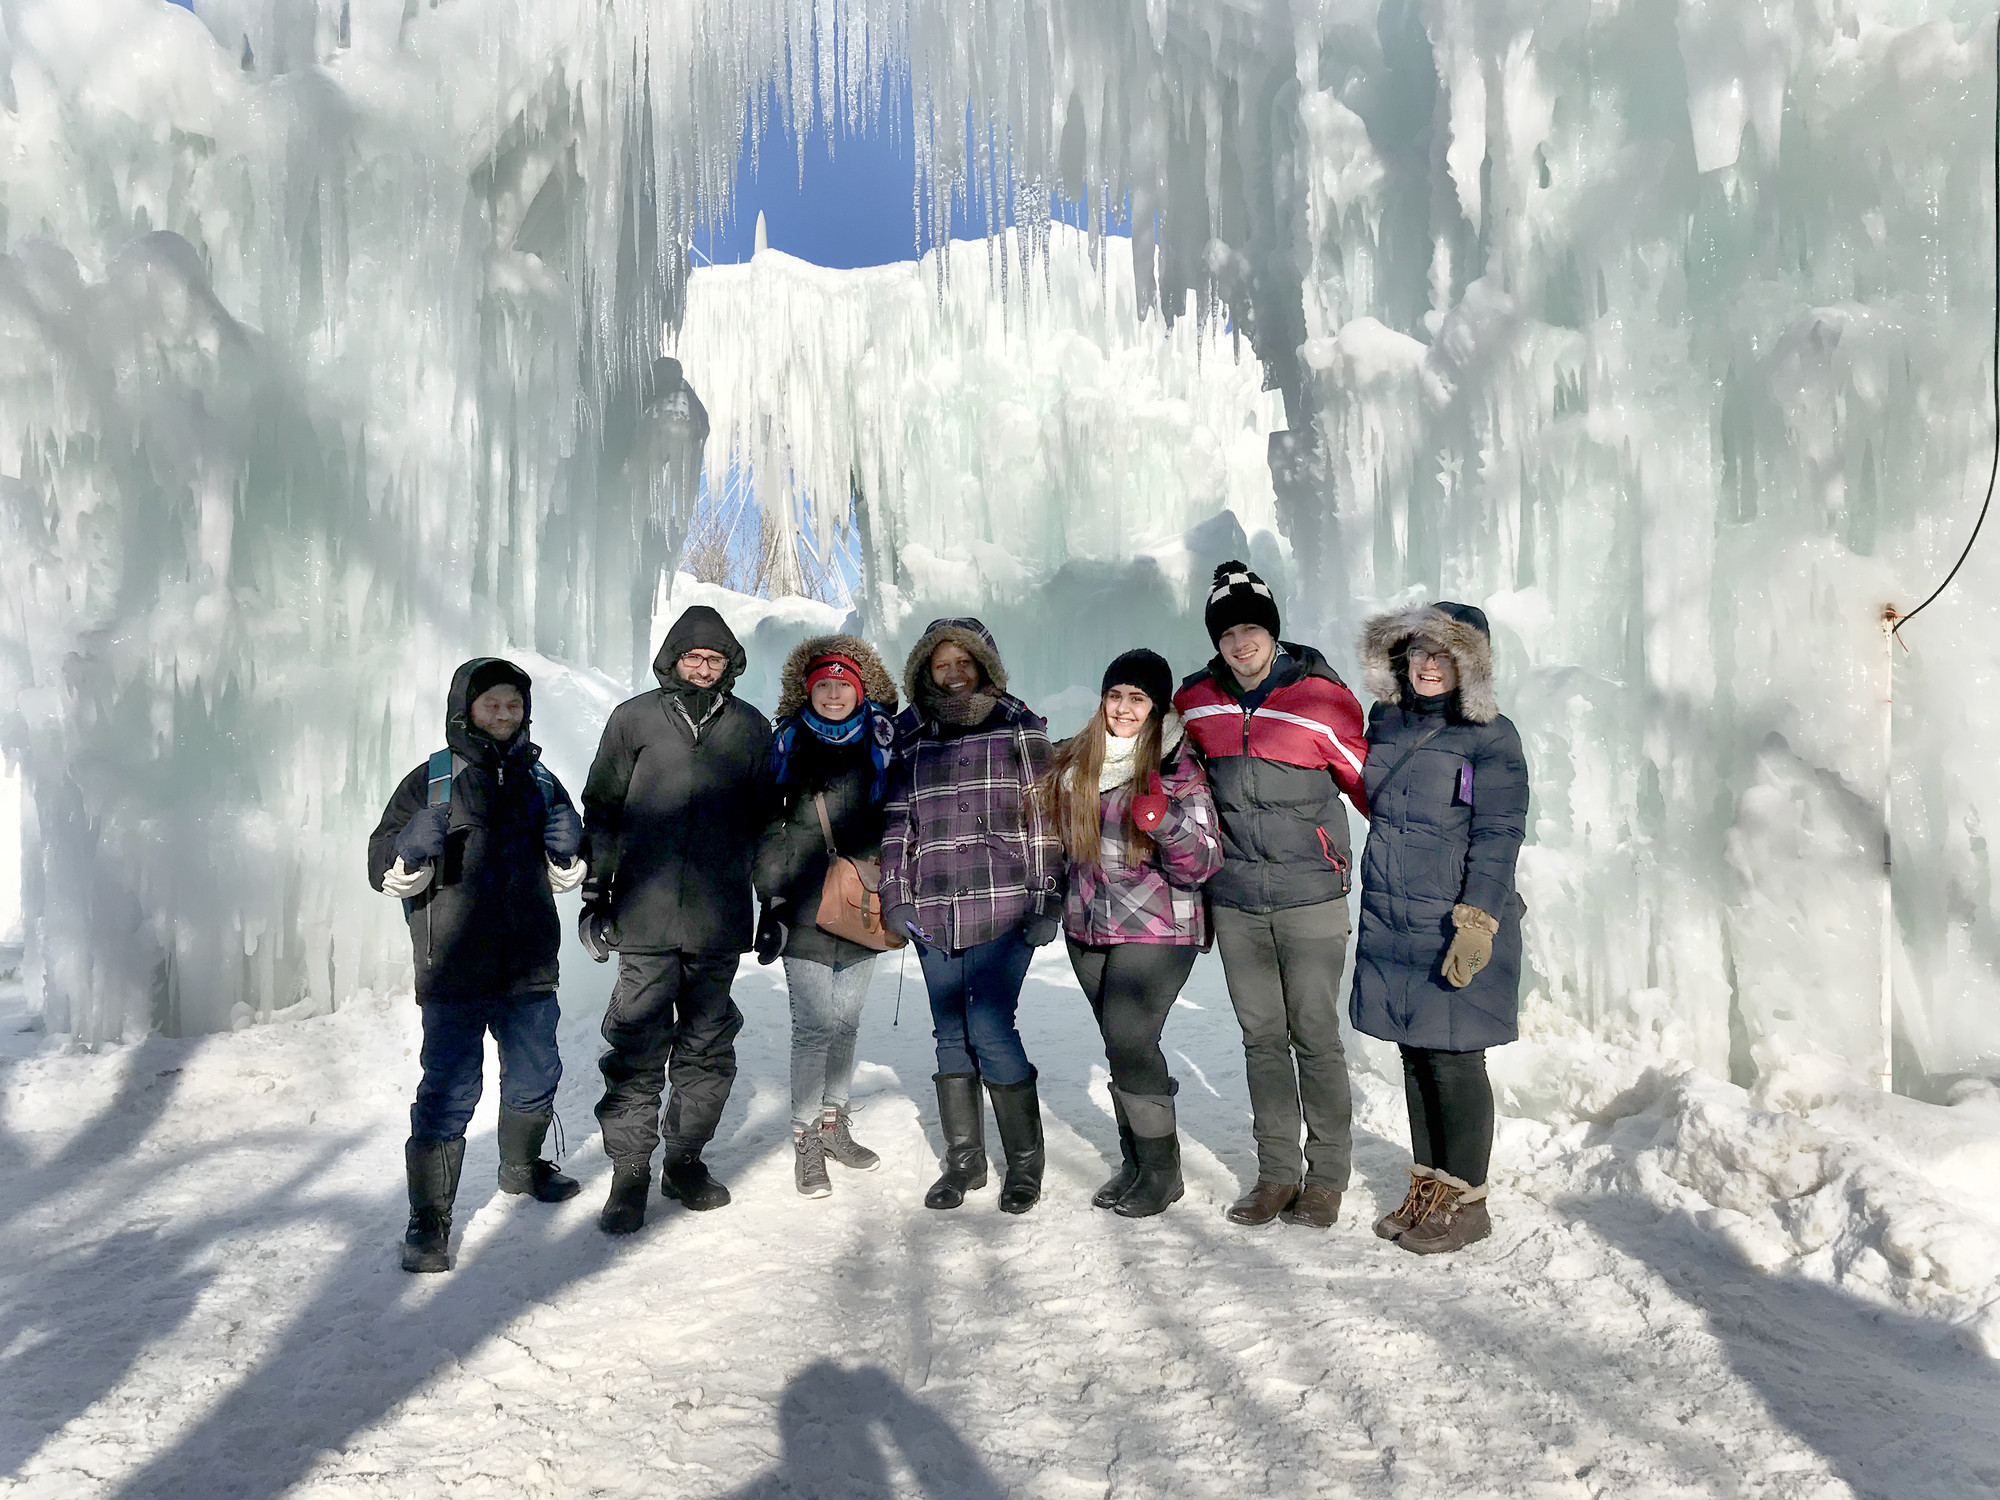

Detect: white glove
548,856,588,894
381,857,435,899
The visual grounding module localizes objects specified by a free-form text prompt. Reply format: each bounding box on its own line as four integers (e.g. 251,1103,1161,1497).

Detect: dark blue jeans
919,928,1034,1085
410,991,563,1142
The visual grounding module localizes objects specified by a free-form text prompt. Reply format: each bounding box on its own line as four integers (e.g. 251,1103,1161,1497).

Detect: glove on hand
1442,904,1499,988
578,902,614,964
753,901,789,966
1131,770,1169,834
394,804,453,866
883,903,932,952
547,857,587,894
545,805,583,863
1023,913,1061,949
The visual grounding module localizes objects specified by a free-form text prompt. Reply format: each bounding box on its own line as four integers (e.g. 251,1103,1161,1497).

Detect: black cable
1895,16,2000,639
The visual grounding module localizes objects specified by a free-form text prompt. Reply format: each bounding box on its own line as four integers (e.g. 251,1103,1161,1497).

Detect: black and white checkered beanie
1203,560,1281,645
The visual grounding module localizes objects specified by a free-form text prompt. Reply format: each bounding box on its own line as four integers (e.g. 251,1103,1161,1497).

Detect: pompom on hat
1203,560,1281,645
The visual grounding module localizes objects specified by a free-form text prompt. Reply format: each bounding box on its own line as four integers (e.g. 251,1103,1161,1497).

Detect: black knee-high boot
402,1137,466,1273
925,1072,988,1209
985,1070,1045,1215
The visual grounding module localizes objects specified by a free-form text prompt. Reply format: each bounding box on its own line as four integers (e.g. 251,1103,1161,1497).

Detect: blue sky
701,82,1119,270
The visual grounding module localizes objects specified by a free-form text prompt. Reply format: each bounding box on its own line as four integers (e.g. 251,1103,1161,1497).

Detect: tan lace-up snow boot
1397,1170,1490,1255
1374,1165,1437,1240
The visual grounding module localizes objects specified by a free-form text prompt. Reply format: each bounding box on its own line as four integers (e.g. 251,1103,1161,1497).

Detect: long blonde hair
1036,704,1163,868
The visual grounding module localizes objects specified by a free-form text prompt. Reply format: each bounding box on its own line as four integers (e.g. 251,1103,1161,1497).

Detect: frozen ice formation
0,0,1996,1101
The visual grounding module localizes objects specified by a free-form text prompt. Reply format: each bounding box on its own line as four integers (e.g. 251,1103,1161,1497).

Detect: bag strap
425,749,462,806
430,748,558,813
1370,724,1446,802
813,793,840,858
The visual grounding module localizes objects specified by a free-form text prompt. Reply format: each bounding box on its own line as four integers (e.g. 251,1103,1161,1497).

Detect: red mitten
1132,771,1169,833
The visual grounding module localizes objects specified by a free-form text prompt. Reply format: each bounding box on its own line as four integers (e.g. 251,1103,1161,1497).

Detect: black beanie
1203,560,1281,644
466,658,530,703
1101,649,1174,711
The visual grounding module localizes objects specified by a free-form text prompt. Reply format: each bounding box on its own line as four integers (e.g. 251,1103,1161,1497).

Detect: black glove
1023,913,1061,948
394,804,452,866
578,902,614,963
545,805,583,864
753,901,789,966
883,902,932,952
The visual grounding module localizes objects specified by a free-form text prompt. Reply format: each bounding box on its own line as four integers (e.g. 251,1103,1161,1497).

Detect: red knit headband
806,654,864,692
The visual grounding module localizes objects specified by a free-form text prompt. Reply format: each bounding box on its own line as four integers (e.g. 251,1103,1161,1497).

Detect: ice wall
0,0,816,1039
674,225,1287,705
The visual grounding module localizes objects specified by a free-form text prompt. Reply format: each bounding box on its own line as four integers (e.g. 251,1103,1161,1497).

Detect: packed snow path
0,952,1994,1500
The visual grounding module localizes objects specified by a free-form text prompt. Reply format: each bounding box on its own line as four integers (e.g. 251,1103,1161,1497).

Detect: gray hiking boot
820,1106,880,1171
794,1122,832,1198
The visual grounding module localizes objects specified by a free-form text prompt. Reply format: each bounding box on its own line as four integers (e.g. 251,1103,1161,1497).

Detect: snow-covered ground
2,944,1997,1500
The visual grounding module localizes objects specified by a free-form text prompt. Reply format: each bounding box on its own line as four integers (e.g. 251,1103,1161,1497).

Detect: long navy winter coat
1348,605,1530,1053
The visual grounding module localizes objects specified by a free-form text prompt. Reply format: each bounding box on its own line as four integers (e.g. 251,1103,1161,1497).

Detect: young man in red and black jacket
1174,562,1369,1230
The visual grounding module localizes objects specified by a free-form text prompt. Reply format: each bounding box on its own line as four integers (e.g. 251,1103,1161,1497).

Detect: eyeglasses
1406,646,1449,665
678,651,729,669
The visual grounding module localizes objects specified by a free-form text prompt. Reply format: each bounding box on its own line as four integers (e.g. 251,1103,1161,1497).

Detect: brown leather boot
1397,1172,1491,1255
1282,1182,1341,1228
1225,1180,1299,1226
1373,1167,1436,1240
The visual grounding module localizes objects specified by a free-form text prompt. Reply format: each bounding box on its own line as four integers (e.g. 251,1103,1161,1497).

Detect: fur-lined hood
902,617,1009,705
776,633,900,719
1358,602,1498,724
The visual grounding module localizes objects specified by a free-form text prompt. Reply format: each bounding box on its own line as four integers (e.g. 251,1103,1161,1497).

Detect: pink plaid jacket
1063,747,1223,946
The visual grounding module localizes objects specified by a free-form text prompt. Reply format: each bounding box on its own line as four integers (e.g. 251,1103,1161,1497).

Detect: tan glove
1442,904,1499,988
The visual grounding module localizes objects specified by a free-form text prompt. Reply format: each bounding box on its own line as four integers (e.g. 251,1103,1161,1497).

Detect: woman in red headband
753,635,902,1198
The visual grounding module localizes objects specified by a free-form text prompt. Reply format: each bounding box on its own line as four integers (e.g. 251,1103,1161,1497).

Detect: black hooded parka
581,606,775,955
367,658,573,1004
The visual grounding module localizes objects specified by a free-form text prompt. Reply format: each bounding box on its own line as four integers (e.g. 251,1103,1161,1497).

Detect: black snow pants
1399,1044,1494,1187
596,950,743,1164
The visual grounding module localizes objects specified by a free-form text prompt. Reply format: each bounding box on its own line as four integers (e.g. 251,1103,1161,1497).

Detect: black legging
1399,1045,1494,1187
1066,939,1200,1097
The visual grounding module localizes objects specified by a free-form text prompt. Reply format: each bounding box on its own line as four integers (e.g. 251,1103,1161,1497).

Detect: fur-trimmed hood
1358,602,1498,724
902,616,1009,705
776,633,900,719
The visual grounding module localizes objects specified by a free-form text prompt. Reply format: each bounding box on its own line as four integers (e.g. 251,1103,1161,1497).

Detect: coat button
959,801,968,811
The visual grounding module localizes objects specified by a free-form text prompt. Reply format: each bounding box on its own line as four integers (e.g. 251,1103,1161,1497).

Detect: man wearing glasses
580,605,775,1234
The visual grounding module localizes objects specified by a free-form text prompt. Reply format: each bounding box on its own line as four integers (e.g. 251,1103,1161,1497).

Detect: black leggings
1399,1045,1494,1187
1066,939,1200,1097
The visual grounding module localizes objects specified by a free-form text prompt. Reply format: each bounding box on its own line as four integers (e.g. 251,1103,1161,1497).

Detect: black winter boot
661,1150,732,1211
924,1072,988,1210
1093,1092,1140,1210
401,1137,465,1273
1116,1134,1184,1218
1113,1089,1182,1218
986,1071,1045,1215
599,1160,652,1235
497,1107,580,1202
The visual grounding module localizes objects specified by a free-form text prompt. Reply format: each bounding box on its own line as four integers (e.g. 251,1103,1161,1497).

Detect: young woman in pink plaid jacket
1039,649,1224,1218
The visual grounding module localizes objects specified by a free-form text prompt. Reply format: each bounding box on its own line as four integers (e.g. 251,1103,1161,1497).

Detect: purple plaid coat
1063,745,1223,947
879,695,1064,953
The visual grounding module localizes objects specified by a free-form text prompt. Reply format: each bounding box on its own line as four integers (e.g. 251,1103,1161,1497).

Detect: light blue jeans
784,954,876,1128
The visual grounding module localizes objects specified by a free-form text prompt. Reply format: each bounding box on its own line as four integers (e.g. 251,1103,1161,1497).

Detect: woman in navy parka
1350,603,1529,1256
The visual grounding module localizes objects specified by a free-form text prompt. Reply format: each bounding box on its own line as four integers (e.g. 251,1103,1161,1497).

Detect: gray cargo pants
1211,898,1353,1190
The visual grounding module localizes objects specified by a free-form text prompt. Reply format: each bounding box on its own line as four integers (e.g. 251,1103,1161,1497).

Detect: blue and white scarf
773,701,898,802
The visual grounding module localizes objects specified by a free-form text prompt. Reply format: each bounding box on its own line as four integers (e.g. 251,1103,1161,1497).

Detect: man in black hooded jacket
581,605,775,1233
368,658,588,1273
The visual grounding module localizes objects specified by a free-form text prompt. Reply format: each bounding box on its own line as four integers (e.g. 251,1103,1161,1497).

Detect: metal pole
1880,605,1899,1092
